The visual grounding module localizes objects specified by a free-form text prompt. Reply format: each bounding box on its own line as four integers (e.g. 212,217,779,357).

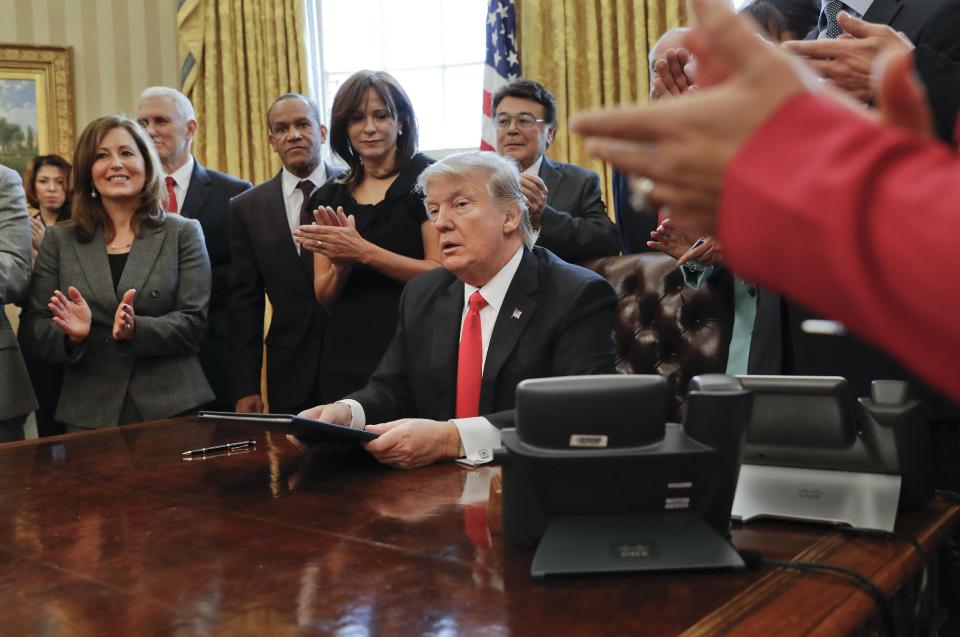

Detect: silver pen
182,440,256,456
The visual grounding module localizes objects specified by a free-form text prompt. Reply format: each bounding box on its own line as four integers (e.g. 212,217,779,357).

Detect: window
305,0,488,158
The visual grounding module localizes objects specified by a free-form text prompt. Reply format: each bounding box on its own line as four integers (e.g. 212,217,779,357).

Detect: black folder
197,411,379,442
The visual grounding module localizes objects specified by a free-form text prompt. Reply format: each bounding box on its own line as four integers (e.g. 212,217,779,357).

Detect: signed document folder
197,411,379,442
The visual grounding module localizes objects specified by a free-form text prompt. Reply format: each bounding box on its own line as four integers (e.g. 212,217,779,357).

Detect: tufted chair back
587,253,734,420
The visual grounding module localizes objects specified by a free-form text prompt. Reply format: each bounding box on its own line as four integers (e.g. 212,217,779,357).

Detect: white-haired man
299,151,617,469
137,87,252,410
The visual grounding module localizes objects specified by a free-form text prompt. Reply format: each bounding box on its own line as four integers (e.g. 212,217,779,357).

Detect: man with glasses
492,79,619,263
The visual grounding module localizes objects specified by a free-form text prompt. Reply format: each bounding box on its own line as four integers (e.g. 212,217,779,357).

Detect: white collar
165,155,195,188
522,155,544,177
463,246,525,314
281,162,328,198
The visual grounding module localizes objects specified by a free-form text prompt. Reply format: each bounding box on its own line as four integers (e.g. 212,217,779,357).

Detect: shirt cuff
452,417,501,466
335,399,366,429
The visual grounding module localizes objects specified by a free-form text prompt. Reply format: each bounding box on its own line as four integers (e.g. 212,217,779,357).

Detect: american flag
481,0,520,151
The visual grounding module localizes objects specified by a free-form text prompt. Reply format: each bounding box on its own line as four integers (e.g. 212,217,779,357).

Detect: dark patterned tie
821,0,845,38
296,179,315,280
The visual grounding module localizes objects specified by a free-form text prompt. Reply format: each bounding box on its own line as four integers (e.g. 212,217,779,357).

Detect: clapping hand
48,286,92,344
112,289,136,341
295,205,368,262
519,174,548,231
649,219,724,267
652,48,698,100
782,13,913,103
29,216,45,263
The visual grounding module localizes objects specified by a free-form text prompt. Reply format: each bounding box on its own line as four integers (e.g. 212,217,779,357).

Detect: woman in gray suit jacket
22,115,213,429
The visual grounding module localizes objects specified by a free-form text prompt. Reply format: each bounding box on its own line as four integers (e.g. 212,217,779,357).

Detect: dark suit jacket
180,159,251,408
22,214,213,427
611,168,659,255
536,157,620,263
347,247,617,429
228,167,344,412
811,0,960,141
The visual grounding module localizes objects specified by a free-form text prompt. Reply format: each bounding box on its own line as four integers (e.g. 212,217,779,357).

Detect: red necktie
456,291,488,419
164,176,178,213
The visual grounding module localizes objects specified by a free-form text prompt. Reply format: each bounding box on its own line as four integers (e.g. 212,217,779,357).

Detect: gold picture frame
0,44,74,176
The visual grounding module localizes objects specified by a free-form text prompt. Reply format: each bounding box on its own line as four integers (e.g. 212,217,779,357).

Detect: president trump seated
299,151,617,468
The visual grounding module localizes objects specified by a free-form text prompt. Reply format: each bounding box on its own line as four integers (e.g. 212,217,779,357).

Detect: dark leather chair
587,253,734,420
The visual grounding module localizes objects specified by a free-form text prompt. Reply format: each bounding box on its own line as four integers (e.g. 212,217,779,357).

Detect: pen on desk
182,440,256,456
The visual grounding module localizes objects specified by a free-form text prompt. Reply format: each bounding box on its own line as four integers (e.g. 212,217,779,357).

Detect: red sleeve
717,92,960,399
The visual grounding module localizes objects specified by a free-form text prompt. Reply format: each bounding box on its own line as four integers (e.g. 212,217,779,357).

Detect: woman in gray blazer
22,115,213,429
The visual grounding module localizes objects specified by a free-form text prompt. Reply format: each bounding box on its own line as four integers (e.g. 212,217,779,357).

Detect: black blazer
181,159,251,318
228,167,343,411
611,168,659,255
347,247,618,428
181,159,251,408
811,0,960,141
537,157,620,263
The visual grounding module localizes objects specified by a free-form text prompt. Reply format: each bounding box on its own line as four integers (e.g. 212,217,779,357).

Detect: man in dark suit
299,151,617,469
137,87,252,410
492,79,619,263
0,165,38,442
229,93,343,414
783,0,960,141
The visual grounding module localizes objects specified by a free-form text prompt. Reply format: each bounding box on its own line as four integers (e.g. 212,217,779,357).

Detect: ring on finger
316,240,323,248
629,177,656,211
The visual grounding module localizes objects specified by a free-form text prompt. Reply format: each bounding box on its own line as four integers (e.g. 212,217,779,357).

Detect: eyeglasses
495,113,547,130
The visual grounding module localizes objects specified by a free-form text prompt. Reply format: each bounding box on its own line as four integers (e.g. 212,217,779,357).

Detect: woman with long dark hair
295,70,441,400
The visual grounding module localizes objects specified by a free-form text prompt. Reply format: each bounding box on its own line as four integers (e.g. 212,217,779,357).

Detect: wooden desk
0,417,956,636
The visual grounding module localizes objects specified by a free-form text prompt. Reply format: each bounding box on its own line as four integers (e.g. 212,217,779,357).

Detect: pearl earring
91,189,98,199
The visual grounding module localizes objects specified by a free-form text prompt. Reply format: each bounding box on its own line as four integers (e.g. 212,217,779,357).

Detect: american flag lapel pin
511,308,523,319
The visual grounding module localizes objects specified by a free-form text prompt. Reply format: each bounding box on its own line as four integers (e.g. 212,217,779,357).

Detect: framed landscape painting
0,44,74,177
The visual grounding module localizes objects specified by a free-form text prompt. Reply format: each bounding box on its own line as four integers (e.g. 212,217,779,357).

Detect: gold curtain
519,0,689,213
177,0,309,408
177,0,309,185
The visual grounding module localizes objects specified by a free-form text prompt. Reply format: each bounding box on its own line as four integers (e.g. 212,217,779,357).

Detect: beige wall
0,0,179,133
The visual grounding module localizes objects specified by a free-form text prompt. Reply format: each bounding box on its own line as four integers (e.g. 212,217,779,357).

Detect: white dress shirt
340,246,526,465
163,156,194,214
280,163,329,253
522,155,544,177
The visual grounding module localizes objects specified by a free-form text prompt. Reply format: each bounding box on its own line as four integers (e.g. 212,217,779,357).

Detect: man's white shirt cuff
452,417,501,466
336,399,366,429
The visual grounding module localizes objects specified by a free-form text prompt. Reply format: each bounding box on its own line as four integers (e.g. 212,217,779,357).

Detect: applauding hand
652,48,698,100
648,219,724,267
112,289,137,341
49,286,92,344
29,216,45,263
295,205,369,263
519,174,548,231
